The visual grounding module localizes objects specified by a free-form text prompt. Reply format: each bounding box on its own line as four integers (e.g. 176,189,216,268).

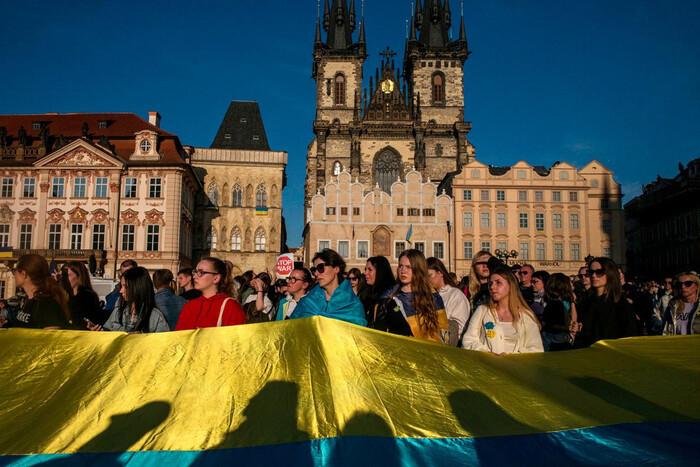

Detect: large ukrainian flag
0,317,697,465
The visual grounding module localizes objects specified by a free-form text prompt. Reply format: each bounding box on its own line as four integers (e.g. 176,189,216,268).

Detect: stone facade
450,160,625,277
304,170,453,269
190,148,287,275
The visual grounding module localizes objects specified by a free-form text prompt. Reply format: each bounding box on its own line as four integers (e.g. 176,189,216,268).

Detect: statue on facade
82,122,89,137
17,126,27,147
0,126,6,147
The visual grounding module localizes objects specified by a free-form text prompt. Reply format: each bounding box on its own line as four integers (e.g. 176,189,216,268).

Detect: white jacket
462,304,544,354
439,285,471,340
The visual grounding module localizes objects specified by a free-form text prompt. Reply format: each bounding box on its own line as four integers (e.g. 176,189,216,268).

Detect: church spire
417,0,450,48
323,0,330,32
415,0,423,31
349,0,356,30
458,1,466,42
444,0,452,30
325,0,354,50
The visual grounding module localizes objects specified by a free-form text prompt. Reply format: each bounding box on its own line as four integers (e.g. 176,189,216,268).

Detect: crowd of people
1,250,698,355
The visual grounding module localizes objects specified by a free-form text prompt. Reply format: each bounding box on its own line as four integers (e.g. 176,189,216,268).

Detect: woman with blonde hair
462,266,543,354
468,250,492,310
375,249,450,344
661,271,700,335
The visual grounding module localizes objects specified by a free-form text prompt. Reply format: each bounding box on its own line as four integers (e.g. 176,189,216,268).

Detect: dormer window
140,140,152,153
240,118,247,123
98,121,107,129
253,135,260,141
224,133,231,139
32,122,41,130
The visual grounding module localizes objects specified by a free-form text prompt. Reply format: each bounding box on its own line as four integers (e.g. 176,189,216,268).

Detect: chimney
148,111,161,128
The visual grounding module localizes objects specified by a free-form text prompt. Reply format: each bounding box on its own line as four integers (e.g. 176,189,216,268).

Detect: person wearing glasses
89,267,169,333
360,256,397,327
426,257,470,346
661,272,700,335
517,264,536,306
468,250,493,311
462,265,543,354
347,268,363,295
175,258,246,330
2,254,70,330
289,249,366,326
374,249,450,344
576,257,637,347
276,268,312,320
652,276,674,335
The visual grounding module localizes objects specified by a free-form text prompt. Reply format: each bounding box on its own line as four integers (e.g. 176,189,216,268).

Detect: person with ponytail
7,254,70,329
374,249,451,344
175,257,246,330
462,266,543,354
89,267,169,333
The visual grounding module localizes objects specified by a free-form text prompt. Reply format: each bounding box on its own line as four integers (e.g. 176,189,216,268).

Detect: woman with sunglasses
360,256,397,327
347,268,363,295
661,272,700,335
576,257,637,347
289,249,366,326
3,254,70,329
462,266,543,354
175,257,246,330
375,249,450,344
276,268,313,320
426,257,470,345
89,267,169,333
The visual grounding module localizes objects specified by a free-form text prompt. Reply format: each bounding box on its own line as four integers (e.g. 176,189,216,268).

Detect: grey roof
488,165,511,176
210,101,271,151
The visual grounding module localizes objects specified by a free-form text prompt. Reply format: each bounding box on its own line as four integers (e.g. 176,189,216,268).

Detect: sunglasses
348,276,359,281
517,271,530,276
473,261,489,266
664,280,673,284
192,269,219,278
586,269,605,278
577,273,588,279
310,263,329,275
287,277,305,284
675,280,696,288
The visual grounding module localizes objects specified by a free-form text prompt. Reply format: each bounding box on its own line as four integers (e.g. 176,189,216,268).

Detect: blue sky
2,0,699,247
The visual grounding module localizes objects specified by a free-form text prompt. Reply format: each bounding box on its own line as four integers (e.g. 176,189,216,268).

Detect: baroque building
624,157,700,278
445,160,625,277
303,170,452,269
191,101,287,275
0,112,199,296
304,0,473,259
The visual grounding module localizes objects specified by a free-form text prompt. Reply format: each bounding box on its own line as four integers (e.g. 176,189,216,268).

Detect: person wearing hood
426,256,470,346
175,257,246,330
289,249,366,326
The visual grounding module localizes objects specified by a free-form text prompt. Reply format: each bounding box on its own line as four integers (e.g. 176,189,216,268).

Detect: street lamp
446,221,452,272
495,249,519,265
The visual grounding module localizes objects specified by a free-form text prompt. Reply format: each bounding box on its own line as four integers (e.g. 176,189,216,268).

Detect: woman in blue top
290,249,366,326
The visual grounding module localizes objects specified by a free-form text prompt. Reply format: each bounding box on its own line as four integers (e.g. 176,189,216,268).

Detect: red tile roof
0,112,187,164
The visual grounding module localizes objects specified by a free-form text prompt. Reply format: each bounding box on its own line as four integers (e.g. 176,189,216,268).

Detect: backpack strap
217,297,232,327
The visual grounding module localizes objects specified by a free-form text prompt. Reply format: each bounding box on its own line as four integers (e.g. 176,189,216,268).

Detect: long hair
673,271,700,317
395,249,438,336
545,273,575,302
487,266,540,330
468,251,491,299
64,261,94,291
119,267,156,332
292,267,314,293
312,248,346,281
236,270,255,302
201,257,236,297
367,256,396,298
591,257,622,303
427,257,457,288
16,254,70,321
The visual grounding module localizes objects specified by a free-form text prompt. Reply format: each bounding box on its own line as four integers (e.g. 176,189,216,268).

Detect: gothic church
304,0,475,209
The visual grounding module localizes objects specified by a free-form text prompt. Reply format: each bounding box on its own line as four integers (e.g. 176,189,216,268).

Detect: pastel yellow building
449,159,625,277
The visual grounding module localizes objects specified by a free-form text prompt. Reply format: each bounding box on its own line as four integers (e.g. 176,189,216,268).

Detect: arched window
432,73,444,104
207,182,219,206
230,227,241,251
333,161,342,176
254,227,266,252
374,149,401,193
206,227,217,250
435,143,443,157
256,184,267,208
232,184,243,207
334,74,345,106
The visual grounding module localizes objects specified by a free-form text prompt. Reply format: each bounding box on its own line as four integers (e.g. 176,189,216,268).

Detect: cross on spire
379,46,396,61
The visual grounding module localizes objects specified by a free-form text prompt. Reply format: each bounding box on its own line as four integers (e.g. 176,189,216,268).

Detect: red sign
276,253,294,277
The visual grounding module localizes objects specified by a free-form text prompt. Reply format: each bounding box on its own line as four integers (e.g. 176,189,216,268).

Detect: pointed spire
458,5,466,42
444,0,452,30
315,16,322,44
358,16,365,43
349,0,356,30
409,13,417,40
323,0,330,32
415,0,423,31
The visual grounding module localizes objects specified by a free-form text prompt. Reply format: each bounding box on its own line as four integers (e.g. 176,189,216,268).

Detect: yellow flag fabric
0,316,697,465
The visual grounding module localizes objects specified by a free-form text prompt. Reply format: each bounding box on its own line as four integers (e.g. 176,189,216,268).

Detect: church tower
306,0,367,207
404,0,473,166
